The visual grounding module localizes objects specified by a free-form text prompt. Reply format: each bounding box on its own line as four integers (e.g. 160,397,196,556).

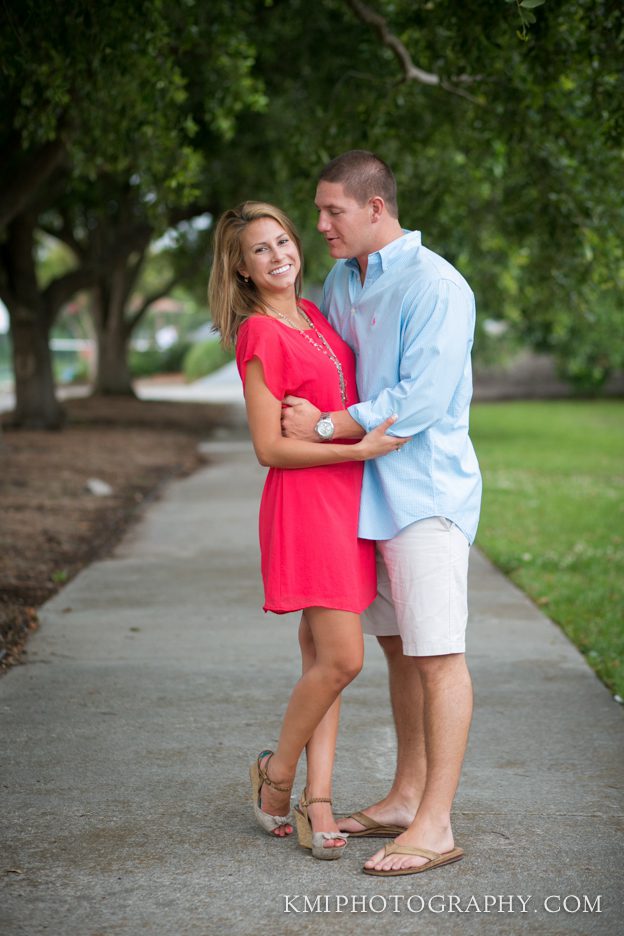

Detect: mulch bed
0,394,236,672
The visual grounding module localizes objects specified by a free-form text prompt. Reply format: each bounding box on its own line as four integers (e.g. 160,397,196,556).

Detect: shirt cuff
348,401,393,434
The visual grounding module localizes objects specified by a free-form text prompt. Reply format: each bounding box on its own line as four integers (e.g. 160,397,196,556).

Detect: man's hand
281,395,321,441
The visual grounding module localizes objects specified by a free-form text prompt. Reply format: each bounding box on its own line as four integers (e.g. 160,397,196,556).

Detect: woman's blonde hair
208,201,304,347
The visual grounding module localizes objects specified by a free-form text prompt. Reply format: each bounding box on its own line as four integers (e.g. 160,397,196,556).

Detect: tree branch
38,218,86,261
42,267,95,324
125,252,204,336
122,249,148,308
345,0,440,86
0,137,67,231
125,274,180,336
344,0,483,104
41,221,153,325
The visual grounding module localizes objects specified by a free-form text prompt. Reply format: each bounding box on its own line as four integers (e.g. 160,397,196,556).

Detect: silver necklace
264,302,347,408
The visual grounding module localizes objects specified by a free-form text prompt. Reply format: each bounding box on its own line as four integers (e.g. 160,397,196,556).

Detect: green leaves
3,0,622,398
1,0,268,220
511,0,547,38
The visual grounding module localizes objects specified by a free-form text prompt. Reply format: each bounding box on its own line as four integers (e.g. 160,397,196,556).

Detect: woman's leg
300,614,346,849
259,607,363,840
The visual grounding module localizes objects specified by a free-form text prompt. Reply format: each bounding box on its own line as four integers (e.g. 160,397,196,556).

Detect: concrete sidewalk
1,436,622,936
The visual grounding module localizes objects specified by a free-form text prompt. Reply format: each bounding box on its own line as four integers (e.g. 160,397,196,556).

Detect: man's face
315,181,374,260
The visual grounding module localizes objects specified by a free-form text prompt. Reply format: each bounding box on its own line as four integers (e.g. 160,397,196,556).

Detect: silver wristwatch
314,412,335,441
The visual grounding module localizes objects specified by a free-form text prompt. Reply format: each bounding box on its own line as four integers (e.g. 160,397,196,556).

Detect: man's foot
258,752,293,837
306,800,347,850
338,794,416,836
363,815,455,872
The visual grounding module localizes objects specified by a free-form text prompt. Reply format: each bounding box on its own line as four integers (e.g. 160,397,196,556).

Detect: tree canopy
1,0,622,426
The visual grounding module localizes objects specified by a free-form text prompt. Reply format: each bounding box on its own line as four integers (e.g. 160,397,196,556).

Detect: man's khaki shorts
362,517,470,656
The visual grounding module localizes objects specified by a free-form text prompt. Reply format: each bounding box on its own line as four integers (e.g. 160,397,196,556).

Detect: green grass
470,400,624,698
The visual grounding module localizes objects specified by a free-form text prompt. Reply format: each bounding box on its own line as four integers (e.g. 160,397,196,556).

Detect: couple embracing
210,150,481,876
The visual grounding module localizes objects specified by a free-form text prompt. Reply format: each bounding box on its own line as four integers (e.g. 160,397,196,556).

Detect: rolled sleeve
348,280,474,435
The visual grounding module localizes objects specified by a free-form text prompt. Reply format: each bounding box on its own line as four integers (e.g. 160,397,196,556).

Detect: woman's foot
294,790,348,859
305,799,347,851
251,751,294,837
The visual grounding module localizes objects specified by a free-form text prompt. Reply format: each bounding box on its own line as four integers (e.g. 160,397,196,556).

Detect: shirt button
351,307,356,314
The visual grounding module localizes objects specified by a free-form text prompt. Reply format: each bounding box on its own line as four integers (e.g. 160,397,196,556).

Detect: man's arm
280,399,364,442
282,278,474,442
350,279,473,437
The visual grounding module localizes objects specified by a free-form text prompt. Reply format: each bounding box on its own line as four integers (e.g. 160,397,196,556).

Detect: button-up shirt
322,230,482,543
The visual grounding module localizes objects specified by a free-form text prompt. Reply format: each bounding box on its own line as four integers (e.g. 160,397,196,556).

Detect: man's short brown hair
318,150,398,218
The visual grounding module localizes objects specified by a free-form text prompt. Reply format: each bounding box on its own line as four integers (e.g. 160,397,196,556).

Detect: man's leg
338,634,426,834
364,651,472,871
357,517,472,868
381,635,427,803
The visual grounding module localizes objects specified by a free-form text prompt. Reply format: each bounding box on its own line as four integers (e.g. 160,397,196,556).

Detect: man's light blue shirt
323,230,482,544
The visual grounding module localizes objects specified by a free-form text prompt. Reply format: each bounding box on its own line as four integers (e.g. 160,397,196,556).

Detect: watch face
317,418,333,439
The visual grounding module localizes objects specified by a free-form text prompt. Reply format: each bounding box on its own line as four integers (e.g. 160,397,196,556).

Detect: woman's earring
244,276,249,283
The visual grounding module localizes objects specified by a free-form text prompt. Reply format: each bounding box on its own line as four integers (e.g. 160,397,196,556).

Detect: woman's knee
326,650,364,688
298,615,314,655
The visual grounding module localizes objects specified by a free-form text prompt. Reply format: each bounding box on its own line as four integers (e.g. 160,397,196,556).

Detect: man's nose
317,213,330,233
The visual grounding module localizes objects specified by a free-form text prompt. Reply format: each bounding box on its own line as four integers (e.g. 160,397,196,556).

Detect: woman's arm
244,358,406,468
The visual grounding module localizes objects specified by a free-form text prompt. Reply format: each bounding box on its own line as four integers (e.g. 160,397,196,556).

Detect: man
281,150,482,876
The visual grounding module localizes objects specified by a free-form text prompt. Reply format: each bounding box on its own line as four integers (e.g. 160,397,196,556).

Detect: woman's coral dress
236,299,376,613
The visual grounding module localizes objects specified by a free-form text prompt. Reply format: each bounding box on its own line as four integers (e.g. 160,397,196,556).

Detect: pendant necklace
264,302,347,408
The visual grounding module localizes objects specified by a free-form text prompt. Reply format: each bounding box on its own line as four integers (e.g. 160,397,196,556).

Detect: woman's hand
355,415,411,460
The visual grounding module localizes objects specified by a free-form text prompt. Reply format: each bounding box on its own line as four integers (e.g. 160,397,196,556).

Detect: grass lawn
470,400,624,699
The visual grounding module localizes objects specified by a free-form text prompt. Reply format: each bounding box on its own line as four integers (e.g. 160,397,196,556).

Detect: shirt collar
345,229,421,276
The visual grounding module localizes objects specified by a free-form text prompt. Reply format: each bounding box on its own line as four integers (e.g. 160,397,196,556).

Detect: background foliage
1,0,622,411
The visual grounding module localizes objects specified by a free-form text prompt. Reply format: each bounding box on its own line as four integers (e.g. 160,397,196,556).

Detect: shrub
129,341,191,378
183,339,234,382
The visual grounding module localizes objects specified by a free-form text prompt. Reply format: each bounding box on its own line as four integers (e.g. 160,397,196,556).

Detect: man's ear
369,196,385,223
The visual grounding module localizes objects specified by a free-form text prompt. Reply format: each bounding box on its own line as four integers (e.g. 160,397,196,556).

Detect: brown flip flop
341,810,407,838
363,843,464,876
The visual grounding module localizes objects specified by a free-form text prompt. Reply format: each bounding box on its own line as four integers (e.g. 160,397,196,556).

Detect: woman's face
238,217,300,299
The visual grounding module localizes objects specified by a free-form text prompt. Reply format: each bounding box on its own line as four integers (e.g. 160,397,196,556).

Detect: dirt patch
0,395,239,672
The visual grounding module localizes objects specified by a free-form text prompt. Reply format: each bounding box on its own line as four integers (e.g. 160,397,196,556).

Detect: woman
209,202,406,859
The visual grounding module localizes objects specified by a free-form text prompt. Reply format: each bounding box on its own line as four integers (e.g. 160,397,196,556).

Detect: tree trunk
93,323,135,395
2,215,64,429
9,304,64,428
92,277,135,396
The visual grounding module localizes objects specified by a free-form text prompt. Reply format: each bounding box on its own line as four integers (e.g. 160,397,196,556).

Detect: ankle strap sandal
249,750,293,835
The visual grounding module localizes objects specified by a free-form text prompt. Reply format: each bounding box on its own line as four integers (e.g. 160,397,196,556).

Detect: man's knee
412,652,468,682
377,634,405,662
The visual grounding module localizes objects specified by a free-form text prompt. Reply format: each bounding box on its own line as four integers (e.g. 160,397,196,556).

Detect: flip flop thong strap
350,810,378,829
383,844,440,861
